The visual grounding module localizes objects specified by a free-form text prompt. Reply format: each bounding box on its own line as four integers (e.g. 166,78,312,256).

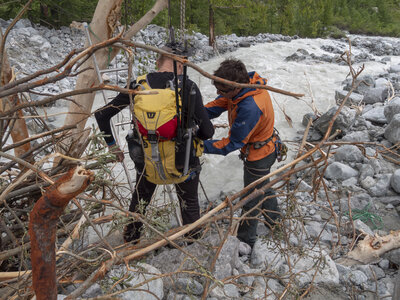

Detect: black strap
240,130,276,161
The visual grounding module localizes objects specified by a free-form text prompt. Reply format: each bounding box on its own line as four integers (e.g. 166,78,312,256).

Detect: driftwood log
338,230,400,266
28,166,94,300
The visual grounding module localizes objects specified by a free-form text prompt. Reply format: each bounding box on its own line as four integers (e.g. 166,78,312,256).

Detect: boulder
391,169,400,194
384,114,400,144
362,87,389,104
384,97,400,123
324,162,359,181
313,106,356,136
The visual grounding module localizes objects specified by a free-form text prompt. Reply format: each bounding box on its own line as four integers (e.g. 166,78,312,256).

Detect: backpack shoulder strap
135,74,150,90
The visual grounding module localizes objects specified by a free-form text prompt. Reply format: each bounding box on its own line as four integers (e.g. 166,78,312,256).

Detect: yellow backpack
132,75,203,184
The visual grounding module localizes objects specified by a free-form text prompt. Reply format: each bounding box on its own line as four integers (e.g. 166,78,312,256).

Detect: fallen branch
338,231,400,266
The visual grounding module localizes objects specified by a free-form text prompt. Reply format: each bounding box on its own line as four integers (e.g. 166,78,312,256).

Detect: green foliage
1,0,400,37
346,203,384,230
0,0,98,27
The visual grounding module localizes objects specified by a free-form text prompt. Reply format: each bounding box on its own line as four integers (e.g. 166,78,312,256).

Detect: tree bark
29,166,94,300
338,231,400,266
209,2,215,47
0,45,32,166
61,0,168,160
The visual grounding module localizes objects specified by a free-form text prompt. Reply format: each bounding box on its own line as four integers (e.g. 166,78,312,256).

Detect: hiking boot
123,224,141,244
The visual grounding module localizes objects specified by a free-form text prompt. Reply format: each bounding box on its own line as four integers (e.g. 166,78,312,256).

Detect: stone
324,162,359,181
359,164,375,181
334,145,364,163
362,105,387,124
335,90,364,105
367,174,393,197
353,219,374,236
175,278,203,296
209,284,239,299
384,97,400,123
362,87,389,104
391,169,400,194
384,114,400,144
238,241,252,256
100,263,164,300
313,106,356,136
341,131,370,142
347,270,369,286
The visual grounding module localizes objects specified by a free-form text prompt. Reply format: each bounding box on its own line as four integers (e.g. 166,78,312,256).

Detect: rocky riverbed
1,18,400,300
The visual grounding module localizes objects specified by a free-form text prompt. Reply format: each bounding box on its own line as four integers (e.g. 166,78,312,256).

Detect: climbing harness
240,128,288,162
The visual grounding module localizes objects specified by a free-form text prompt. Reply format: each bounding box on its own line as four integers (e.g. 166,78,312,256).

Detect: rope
180,0,186,42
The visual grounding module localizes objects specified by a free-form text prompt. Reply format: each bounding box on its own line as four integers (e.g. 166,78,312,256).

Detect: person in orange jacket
204,58,281,248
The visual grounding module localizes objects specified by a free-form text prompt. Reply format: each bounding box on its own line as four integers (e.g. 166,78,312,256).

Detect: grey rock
367,174,392,197
245,277,283,300
238,241,252,256
101,263,163,300
362,87,389,104
214,235,239,279
378,196,400,206
305,221,332,242
335,263,351,283
384,97,400,123
391,169,400,194
235,263,255,287
362,105,387,124
302,112,317,126
314,106,356,136
341,177,358,189
353,219,374,236
175,278,203,295
343,75,375,95
359,164,375,181
324,162,359,181
347,270,369,286
356,265,386,281
14,19,32,29
335,90,364,105
209,284,239,299
251,239,285,269
334,145,364,163
287,250,339,287
341,130,370,142
389,64,400,73
375,77,389,88
384,248,400,265
166,292,196,300
378,259,390,270
360,176,376,190
384,114,400,144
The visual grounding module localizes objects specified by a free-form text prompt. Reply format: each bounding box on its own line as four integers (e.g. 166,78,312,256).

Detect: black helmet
162,42,193,57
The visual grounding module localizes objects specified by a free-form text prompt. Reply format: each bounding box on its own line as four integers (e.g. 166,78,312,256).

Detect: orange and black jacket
204,71,275,161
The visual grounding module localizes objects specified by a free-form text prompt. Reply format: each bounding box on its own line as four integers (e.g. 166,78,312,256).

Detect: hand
108,144,124,162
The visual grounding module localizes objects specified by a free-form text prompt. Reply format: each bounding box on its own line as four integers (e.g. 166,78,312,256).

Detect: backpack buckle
147,131,158,143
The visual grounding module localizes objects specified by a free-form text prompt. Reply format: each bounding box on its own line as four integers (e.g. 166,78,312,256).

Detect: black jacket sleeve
189,82,214,140
94,82,134,145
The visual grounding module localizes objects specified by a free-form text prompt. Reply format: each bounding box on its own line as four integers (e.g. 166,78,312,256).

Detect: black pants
124,171,200,242
237,151,280,248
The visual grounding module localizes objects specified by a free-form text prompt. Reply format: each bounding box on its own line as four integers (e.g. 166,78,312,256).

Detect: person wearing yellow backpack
95,43,214,243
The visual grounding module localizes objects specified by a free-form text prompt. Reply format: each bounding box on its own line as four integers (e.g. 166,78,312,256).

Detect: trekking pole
165,185,183,226
183,87,196,175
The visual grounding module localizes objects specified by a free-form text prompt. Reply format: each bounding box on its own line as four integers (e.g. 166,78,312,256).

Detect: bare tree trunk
29,166,94,300
0,45,32,166
209,2,215,47
60,0,168,160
